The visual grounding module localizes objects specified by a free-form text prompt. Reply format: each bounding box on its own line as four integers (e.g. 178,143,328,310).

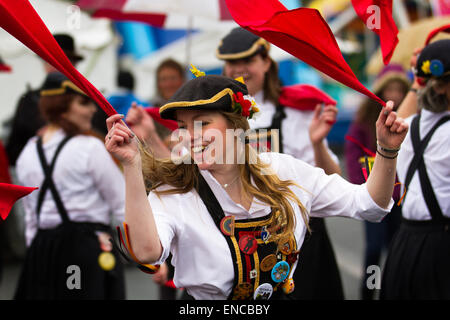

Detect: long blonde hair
139,111,310,241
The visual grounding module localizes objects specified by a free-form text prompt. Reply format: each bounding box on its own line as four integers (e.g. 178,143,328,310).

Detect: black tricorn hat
159,75,248,120
54,33,84,63
416,39,450,79
216,27,270,61
40,72,86,97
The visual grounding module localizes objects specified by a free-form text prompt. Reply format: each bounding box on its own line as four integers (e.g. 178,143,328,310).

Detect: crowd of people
0,24,448,301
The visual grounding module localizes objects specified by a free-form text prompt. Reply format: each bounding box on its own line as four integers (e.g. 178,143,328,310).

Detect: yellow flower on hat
421,60,431,74
190,64,205,78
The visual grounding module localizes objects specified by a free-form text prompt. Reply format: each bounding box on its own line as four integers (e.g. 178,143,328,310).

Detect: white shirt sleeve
261,152,393,222
147,190,185,265
86,138,126,225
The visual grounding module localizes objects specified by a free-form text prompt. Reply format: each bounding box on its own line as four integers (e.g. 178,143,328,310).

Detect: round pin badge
253,283,273,300
260,254,277,272
278,235,295,255
239,234,258,255
98,252,116,271
220,216,235,236
271,261,290,283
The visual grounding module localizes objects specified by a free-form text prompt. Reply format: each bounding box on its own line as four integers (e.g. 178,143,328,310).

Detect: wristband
409,88,418,93
376,150,398,159
376,141,400,154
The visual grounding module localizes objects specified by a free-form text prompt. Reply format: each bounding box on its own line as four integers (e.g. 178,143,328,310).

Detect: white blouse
148,152,392,299
397,109,450,220
16,129,125,246
248,91,339,166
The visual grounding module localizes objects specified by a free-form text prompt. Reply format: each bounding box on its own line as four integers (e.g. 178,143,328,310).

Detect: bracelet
376,150,398,159
376,141,400,154
409,88,418,93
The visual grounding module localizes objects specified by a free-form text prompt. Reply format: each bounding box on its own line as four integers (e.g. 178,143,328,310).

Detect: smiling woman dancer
105,74,408,300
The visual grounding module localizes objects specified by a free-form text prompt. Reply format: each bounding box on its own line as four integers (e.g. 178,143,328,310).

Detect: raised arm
366,101,408,209
105,114,162,263
309,104,342,175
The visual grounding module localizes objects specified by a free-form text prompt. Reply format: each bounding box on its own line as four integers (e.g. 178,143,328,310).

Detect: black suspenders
404,114,450,221
196,173,297,300
35,136,72,226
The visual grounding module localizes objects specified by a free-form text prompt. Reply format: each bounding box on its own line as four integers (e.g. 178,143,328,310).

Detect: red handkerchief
0,183,37,220
225,0,385,106
351,0,399,65
0,0,117,116
279,84,337,111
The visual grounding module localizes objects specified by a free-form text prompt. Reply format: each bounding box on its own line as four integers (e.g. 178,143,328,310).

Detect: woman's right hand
105,114,140,167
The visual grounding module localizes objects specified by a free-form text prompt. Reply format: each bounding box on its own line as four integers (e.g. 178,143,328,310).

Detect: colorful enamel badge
278,235,295,255
271,261,290,283
220,215,235,236
239,234,258,255
260,226,270,242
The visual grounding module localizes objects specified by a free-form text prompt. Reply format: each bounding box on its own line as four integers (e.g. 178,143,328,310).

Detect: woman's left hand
376,100,409,150
309,104,338,145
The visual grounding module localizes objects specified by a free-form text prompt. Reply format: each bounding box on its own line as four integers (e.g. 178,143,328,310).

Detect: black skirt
380,219,450,300
289,217,344,300
15,222,125,300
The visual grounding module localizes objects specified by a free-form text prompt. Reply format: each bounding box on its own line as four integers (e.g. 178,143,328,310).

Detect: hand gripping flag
0,183,37,220
0,0,117,116
351,0,399,65
225,0,385,106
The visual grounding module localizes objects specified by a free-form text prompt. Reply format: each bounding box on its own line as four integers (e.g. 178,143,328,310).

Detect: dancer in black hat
105,73,408,300
5,33,107,168
14,73,125,299
216,27,343,299
380,39,450,299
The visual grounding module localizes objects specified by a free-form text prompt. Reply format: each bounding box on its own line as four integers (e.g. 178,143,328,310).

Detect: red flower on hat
233,92,253,118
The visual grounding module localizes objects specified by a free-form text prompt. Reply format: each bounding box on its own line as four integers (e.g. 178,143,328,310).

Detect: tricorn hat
40,72,86,97
216,28,270,61
159,75,253,120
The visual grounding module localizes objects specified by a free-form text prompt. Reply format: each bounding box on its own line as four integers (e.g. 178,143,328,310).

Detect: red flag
351,0,399,65
0,183,37,220
279,84,337,111
224,0,385,106
0,0,117,116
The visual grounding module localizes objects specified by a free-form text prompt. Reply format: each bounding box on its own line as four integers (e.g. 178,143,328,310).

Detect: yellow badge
98,252,116,271
282,278,295,294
